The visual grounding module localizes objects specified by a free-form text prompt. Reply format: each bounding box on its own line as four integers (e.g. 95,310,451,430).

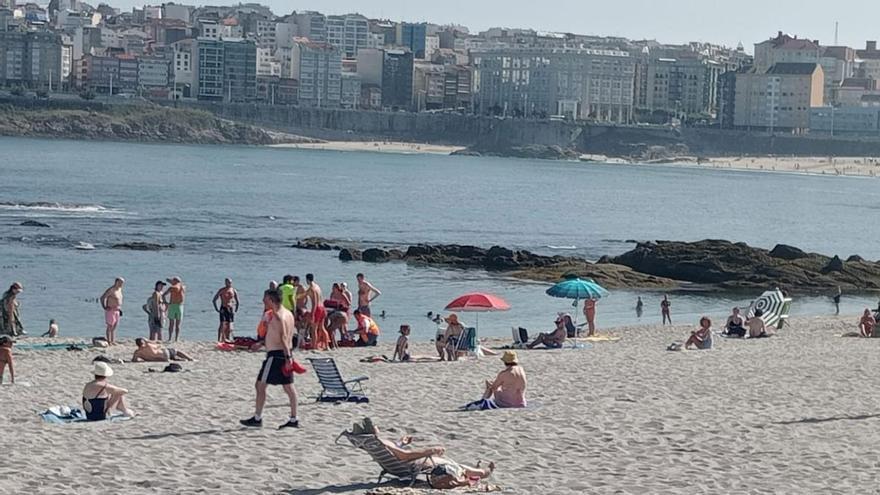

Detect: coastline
581,153,880,178
270,140,465,155
4,315,879,494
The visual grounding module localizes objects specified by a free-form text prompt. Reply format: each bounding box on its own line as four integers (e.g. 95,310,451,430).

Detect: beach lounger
453,327,478,357
336,429,435,487
308,357,369,403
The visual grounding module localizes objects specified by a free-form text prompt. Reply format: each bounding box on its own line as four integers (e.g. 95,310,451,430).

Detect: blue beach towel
461,398,499,411
40,406,130,424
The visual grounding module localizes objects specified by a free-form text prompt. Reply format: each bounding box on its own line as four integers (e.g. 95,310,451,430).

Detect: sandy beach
702,156,880,177
271,141,465,155
2,315,879,494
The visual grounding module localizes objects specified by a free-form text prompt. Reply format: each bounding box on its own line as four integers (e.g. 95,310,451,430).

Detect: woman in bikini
725,307,746,337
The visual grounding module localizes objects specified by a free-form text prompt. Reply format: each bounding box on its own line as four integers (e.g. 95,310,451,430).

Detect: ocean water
1,136,878,342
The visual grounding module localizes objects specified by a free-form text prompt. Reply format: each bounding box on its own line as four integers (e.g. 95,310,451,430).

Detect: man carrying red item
241,288,305,429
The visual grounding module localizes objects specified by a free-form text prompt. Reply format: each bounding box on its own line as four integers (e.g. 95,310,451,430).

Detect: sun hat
501,350,518,365
93,361,114,377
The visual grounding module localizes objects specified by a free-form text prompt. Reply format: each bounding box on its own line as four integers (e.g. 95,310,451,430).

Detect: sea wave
0,201,113,213
545,245,577,250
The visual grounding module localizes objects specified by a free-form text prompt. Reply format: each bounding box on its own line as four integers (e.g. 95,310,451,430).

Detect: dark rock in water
111,242,174,251
20,220,51,228
387,249,405,260
362,248,392,263
596,255,613,264
339,248,362,262
486,246,514,259
294,237,334,251
847,255,865,263
612,239,880,291
823,256,845,273
769,244,809,260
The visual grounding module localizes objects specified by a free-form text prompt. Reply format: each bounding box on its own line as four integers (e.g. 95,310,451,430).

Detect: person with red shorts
305,274,329,349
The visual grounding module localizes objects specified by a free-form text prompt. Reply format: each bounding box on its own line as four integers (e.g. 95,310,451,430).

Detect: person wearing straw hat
82,362,134,421
481,351,527,409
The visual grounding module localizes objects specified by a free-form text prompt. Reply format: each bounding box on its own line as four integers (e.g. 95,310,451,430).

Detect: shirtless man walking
163,276,186,341
212,278,239,342
356,273,381,317
305,274,327,347
100,277,125,344
240,289,299,429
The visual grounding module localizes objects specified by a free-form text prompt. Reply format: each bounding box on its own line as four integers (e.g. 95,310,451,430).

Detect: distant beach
3,315,879,494
271,140,465,155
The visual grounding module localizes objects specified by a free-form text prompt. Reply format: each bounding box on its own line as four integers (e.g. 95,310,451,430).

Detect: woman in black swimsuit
82,362,134,421
725,307,747,338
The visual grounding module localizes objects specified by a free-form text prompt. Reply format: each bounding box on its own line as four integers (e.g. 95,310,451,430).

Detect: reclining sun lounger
308,357,369,403
336,428,435,487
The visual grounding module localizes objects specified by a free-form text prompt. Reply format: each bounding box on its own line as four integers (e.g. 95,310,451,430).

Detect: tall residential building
754,32,852,104
734,62,824,132
171,38,194,98
194,37,257,102
340,71,361,108
290,11,326,42
382,48,414,110
0,30,63,89
76,54,138,93
401,22,427,59
288,39,341,107
856,41,880,80
326,13,368,58
636,54,723,117
137,55,170,90
472,46,636,122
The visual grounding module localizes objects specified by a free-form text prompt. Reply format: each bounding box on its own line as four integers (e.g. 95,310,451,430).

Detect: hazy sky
114,0,880,51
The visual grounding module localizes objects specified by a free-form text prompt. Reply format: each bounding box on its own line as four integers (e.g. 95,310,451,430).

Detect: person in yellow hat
480,350,527,408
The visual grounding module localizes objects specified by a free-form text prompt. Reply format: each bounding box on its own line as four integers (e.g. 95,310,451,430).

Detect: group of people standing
98,276,187,345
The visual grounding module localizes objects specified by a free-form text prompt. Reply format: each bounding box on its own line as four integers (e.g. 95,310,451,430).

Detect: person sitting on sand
859,309,876,338
42,319,59,338
131,338,194,362
82,362,134,421
0,336,14,384
479,350,527,408
526,317,566,349
724,307,746,338
684,316,713,350
440,314,466,360
393,324,411,362
368,422,496,489
747,310,770,338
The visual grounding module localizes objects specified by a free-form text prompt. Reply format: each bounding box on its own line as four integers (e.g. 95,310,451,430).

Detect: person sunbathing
371,424,495,489
724,307,746,337
82,362,134,420
860,309,876,338
684,316,713,350
393,324,412,362
747,309,770,338
131,338,193,362
526,317,566,349
480,350,527,408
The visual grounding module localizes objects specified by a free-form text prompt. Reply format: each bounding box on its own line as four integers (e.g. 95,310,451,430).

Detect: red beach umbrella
445,292,511,312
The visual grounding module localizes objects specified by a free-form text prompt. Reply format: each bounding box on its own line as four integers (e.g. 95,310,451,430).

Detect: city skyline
102,0,880,51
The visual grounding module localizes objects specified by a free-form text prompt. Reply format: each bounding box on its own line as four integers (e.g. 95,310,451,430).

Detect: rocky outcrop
111,242,175,251
293,238,676,289
20,220,51,228
453,144,580,160
294,237,338,251
612,240,880,291
0,104,318,145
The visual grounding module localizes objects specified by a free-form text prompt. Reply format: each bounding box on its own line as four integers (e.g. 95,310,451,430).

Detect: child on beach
42,319,59,338
684,317,713,350
393,325,411,362
0,336,15,384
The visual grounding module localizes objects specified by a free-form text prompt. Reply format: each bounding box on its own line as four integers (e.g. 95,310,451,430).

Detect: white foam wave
0,201,112,213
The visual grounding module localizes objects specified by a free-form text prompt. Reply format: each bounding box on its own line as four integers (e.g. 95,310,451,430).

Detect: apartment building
734,62,824,132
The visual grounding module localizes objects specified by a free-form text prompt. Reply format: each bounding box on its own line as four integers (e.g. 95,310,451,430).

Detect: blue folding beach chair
308,357,369,403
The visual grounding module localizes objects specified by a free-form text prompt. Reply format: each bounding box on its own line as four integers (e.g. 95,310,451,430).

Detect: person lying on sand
131,338,194,362
747,310,771,338
724,308,746,338
860,309,876,338
82,362,134,420
369,423,496,489
526,317,566,349
684,317,713,350
476,351,527,409
0,336,14,384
